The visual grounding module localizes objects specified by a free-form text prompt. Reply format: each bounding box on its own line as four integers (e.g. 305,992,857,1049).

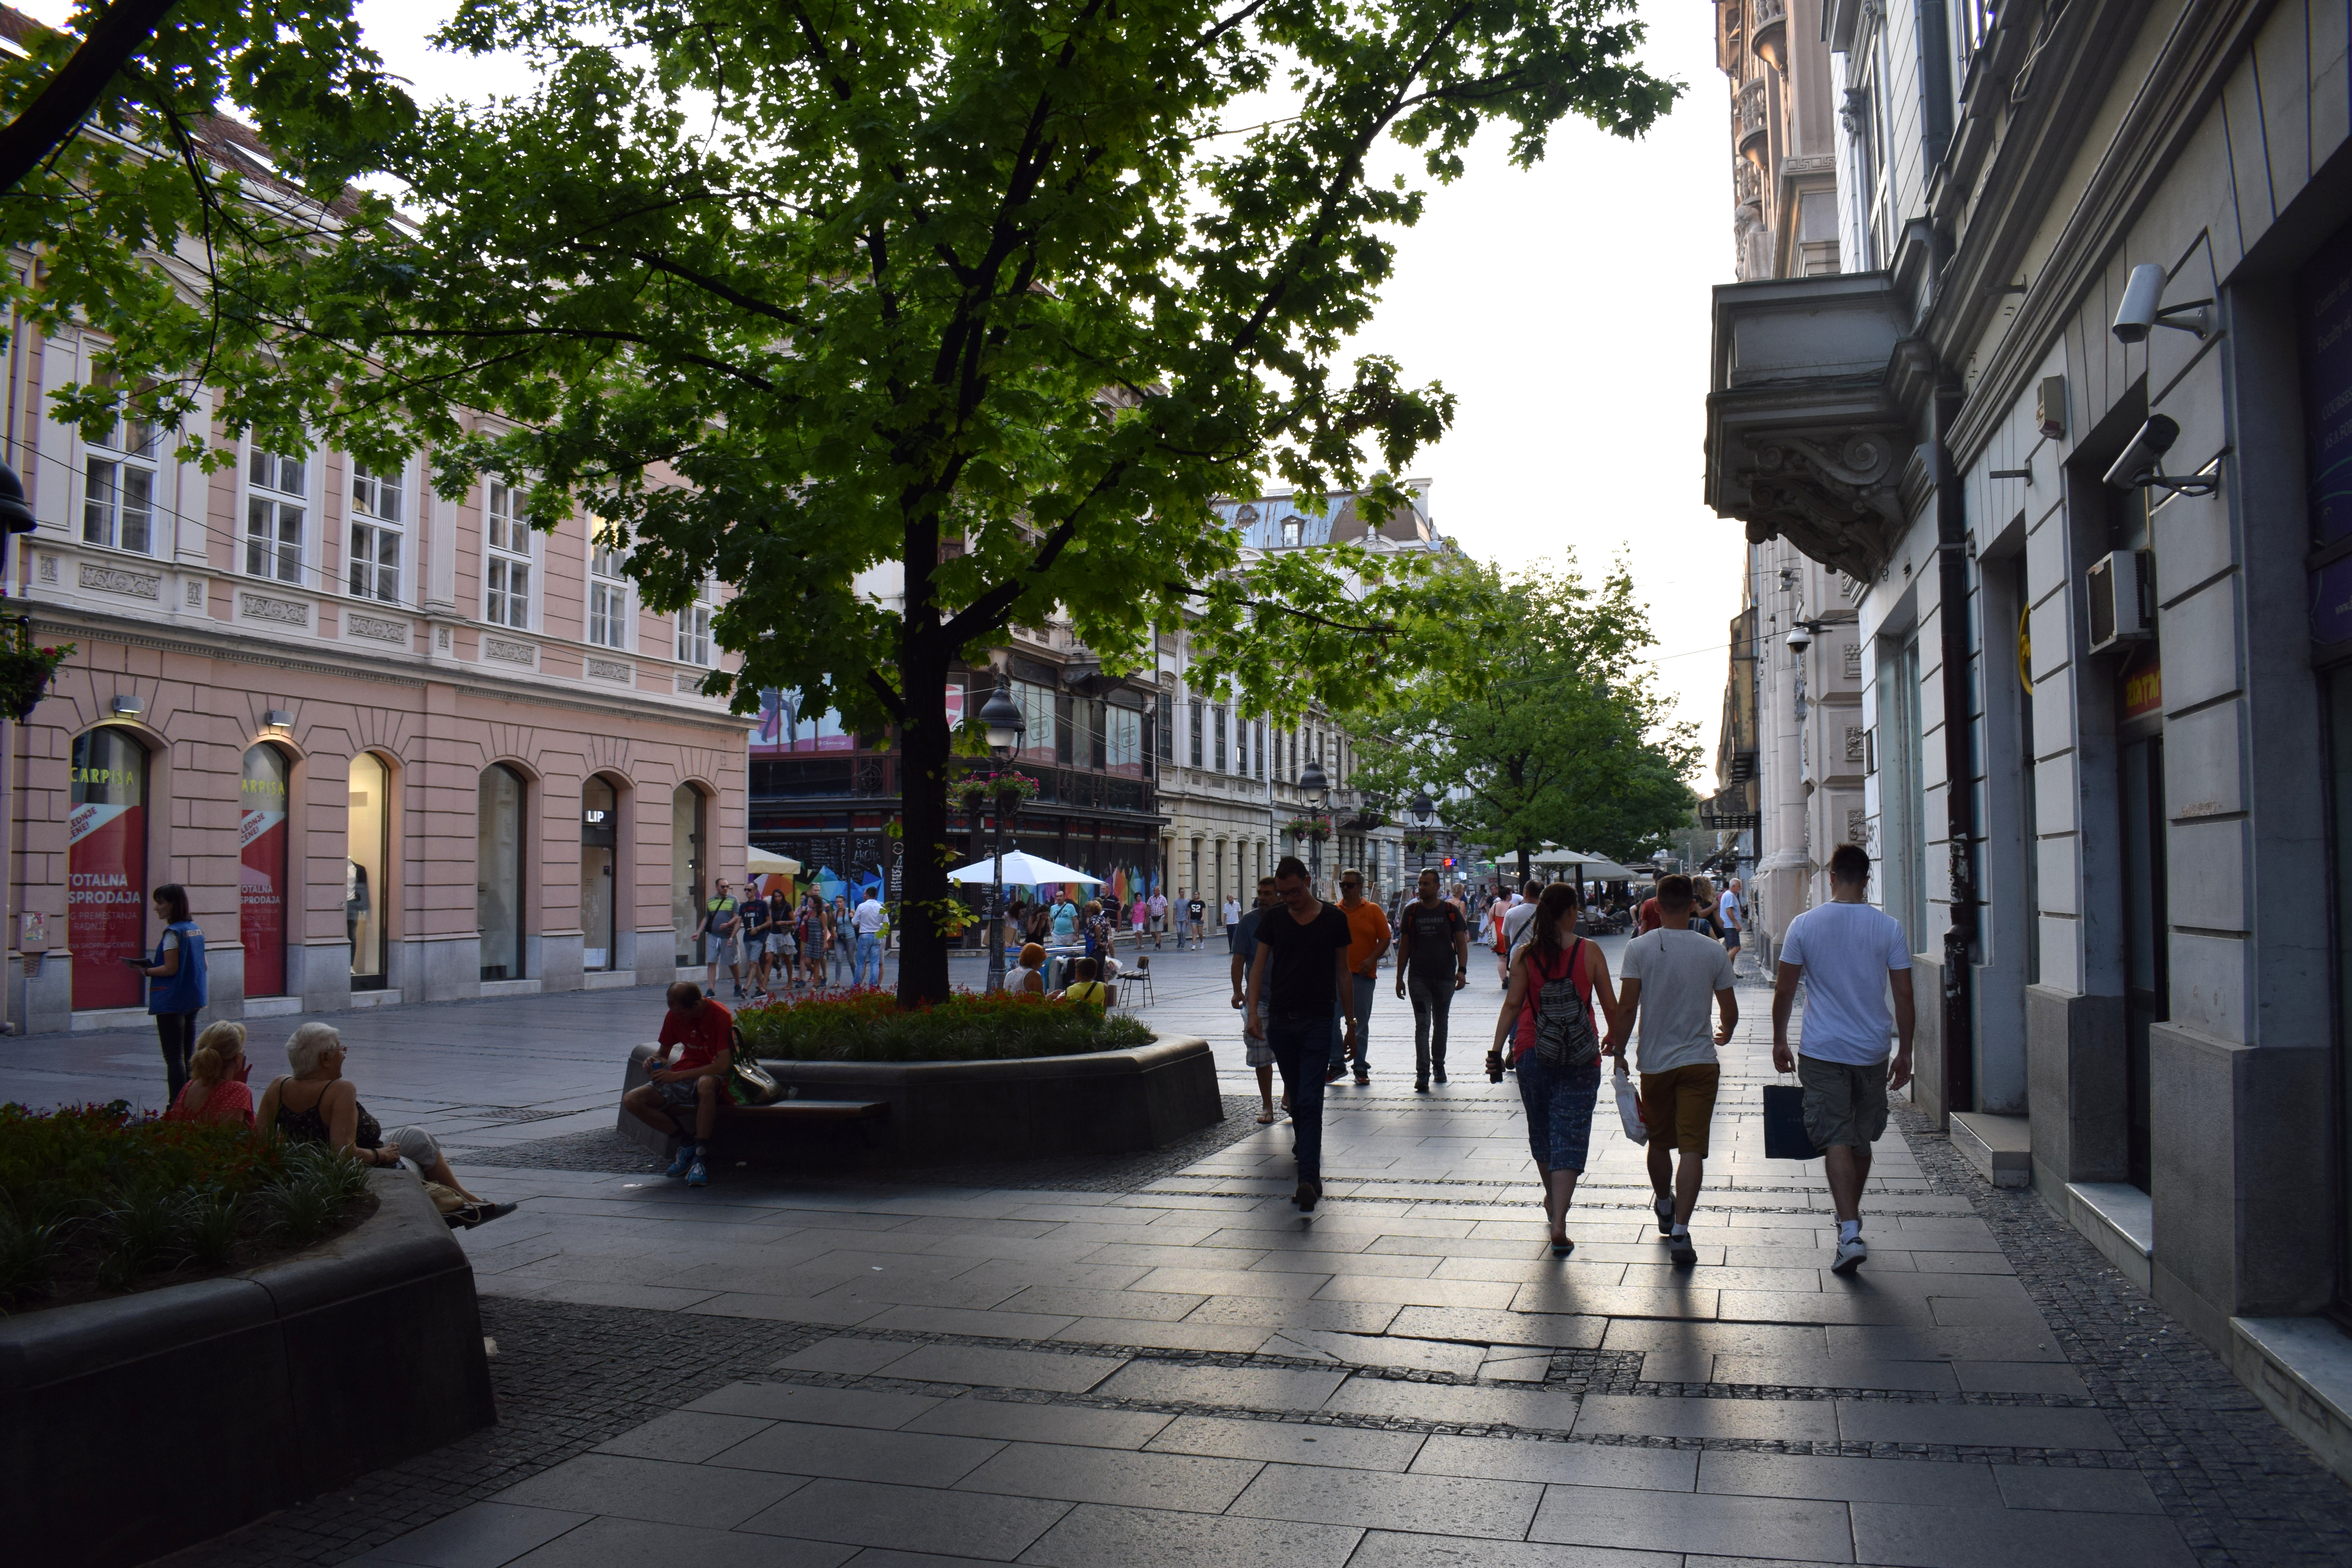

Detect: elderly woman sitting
256,1022,517,1229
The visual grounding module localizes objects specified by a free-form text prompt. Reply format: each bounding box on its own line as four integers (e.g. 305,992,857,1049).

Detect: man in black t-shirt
1185,894,1208,950
1245,855,1358,1212
1394,867,1470,1091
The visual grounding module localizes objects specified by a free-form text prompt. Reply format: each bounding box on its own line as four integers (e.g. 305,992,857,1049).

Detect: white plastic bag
1613,1062,1648,1145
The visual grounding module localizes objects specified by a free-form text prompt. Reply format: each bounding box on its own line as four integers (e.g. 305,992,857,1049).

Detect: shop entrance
69,727,148,1009
2117,726,2167,1193
239,744,290,997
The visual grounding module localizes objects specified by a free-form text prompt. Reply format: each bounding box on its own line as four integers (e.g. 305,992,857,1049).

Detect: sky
29,0,1746,758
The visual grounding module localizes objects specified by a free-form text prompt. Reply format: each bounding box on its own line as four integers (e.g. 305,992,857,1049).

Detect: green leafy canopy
1347,554,1699,874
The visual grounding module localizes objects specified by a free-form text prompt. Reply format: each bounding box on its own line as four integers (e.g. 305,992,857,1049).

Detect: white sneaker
1832,1234,1867,1274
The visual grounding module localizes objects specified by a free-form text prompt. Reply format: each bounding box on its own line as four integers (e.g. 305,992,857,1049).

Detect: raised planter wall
619,1033,1223,1165
0,1170,495,1568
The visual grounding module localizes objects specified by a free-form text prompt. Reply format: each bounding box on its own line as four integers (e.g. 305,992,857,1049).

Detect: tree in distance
1350,556,1698,882
251,0,1677,1003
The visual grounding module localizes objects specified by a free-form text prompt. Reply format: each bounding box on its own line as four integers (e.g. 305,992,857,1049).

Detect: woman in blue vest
133,882,207,1104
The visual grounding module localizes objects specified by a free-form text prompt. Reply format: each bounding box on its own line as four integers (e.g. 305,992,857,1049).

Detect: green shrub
0,1101,365,1308
735,988,1154,1063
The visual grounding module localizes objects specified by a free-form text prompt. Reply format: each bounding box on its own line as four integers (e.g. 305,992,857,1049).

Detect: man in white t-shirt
851,893,887,988
1148,889,1169,947
1222,894,1242,930
1610,874,1737,1266
1497,879,1539,985
1718,877,1746,973
1771,843,1915,1275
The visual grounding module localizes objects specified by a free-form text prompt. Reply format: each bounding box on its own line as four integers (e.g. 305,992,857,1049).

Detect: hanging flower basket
0,622,71,722
954,770,1041,812
1287,817,1330,842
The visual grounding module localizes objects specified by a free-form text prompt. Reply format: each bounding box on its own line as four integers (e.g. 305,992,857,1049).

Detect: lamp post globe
1410,791,1435,875
1299,758,1329,888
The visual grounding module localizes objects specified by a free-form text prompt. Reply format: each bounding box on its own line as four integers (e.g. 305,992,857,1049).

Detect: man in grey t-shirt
1609,874,1737,1266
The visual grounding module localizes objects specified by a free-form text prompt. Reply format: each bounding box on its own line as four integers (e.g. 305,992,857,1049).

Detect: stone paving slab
104,956,2352,1567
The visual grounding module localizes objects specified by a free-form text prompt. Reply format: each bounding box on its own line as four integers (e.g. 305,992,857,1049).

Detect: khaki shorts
1799,1055,1889,1149
1639,1063,1720,1156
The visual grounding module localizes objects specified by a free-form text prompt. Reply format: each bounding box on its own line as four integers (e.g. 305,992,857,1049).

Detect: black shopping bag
1762,1082,1822,1161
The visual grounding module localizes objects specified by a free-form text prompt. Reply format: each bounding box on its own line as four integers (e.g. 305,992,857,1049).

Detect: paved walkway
10,943,2342,1566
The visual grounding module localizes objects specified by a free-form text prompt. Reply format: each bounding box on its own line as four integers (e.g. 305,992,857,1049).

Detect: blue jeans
1326,996,1346,1073
1266,1012,1330,1181
855,935,883,987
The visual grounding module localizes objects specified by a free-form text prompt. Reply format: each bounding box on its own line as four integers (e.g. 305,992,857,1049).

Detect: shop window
348,461,404,603
240,744,290,997
477,764,526,980
348,751,390,987
69,726,148,1009
582,776,618,971
246,448,307,584
672,783,705,966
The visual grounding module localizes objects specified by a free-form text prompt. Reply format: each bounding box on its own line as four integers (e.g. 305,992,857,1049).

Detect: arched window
69,727,149,1009
348,753,390,987
672,784,706,967
582,777,618,971
240,743,291,997
477,764,526,980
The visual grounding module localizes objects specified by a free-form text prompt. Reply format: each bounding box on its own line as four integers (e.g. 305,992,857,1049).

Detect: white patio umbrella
946,851,1103,886
746,847,802,875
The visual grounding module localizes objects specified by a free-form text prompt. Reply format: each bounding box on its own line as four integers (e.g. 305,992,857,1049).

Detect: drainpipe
1933,381,1977,1116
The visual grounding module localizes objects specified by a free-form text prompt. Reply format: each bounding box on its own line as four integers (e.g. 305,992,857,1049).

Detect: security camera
2103,415,2180,489
1786,623,1813,653
2112,262,2212,344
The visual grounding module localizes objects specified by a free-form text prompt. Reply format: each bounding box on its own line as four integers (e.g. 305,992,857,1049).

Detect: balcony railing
1737,78,1768,151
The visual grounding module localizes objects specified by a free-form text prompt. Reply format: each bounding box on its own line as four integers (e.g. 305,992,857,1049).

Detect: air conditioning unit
2086,549,2152,654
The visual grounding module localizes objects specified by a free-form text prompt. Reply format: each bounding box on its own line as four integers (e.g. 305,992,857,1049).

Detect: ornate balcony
1750,0,1789,67
1736,78,1769,158
1704,272,1913,583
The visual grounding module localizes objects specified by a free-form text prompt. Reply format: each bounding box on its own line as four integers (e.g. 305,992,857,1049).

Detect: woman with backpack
1485,882,1622,1258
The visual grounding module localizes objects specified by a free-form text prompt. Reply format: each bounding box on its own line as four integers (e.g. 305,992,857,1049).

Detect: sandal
1549,1238,1574,1259
1256,1109,1279,1124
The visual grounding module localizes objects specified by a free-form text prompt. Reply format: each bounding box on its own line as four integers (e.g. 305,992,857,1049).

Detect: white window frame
243,443,310,585
588,537,631,650
483,477,533,630
676,577,715,666
347,458,405,604
82,412,160,555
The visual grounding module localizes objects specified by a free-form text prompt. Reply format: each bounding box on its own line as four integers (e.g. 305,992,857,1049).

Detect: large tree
1350,557,1697,878
261,0,1675,1003
0,0,412,452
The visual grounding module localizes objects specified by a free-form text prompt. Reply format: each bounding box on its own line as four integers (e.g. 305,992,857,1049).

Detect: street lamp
1410,791,1436,878
1299,757,1329,891
977,677,1026,992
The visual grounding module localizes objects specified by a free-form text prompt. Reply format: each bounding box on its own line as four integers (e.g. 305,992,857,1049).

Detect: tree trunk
1515,842,1531,882
895,647,956,1006
0,0,180,196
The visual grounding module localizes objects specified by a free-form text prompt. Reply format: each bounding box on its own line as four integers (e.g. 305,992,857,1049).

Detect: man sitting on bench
623,981,734,1187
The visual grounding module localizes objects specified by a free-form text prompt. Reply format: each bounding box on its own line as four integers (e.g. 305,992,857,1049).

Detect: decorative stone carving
675,671,704,693
38,554,56,583
1740,428,1907,583
347,613,409,644
586,657,632,683
1844,723,1866,763
240,592,309,625
184,579,205,609
482,637,534,666
436,627,451,650
1842,640,1862,679
82,563,160,600
1846,806,1871,846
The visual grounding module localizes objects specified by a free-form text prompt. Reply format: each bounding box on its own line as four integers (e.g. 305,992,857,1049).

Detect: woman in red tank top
1487,884,1622,1256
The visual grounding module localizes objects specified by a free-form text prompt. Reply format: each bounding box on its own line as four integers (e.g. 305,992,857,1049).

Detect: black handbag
1762,1080,1822,1161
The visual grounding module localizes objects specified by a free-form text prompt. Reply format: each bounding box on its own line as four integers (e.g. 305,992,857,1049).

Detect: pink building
4,325,747,1033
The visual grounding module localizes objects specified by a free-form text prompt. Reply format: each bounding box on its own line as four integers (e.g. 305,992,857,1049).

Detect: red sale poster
241,745,289,997
68,729,148,1011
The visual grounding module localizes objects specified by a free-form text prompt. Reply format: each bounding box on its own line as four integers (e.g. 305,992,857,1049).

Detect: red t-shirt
1637,898,1662,935
659,1000,734,1072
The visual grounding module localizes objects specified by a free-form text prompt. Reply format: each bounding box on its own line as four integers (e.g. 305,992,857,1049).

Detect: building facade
7,330,749,1034
1705,0,2352,1479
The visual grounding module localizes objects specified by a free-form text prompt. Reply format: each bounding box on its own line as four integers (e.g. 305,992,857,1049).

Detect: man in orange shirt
622,982,735,1187
1336,868,1392,1085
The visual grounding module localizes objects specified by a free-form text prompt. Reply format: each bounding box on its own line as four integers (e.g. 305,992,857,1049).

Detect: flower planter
617,1032,1221,1166
0,1170,494,1568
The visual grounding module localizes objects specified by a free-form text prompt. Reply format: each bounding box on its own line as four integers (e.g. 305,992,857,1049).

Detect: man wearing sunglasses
1245,856,1358,1212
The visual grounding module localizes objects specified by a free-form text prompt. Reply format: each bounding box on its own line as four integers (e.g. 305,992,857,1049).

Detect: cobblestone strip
1895,1106,2352,1567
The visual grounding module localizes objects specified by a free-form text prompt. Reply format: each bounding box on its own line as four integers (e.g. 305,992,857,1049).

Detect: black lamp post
978,676,1026,992
1410,791,1436,878
1299,757,1329,892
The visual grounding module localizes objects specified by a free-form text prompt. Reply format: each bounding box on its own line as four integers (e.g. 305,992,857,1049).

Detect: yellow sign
2018,605,2033,695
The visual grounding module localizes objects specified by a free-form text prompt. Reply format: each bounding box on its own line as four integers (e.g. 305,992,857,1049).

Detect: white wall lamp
109,695,142,718
2102,415,2218,498
263,709,294,735
2112,263,2212,343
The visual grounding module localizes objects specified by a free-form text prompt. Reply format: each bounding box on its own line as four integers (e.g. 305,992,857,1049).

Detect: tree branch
0,0,179,195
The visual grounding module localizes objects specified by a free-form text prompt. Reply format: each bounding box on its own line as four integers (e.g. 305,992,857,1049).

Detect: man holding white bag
1607,874,1737,1267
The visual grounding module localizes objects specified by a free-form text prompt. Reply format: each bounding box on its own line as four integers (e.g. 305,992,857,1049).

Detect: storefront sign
68,731,147,1009
2121,646,2164,721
